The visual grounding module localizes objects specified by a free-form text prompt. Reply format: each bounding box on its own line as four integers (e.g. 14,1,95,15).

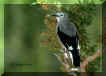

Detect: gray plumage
56,12,77,37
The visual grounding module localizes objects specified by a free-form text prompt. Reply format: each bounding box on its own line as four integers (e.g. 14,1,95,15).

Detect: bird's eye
60,14,64,16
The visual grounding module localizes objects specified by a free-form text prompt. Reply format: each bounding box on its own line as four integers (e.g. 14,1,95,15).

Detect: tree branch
80,50,102,72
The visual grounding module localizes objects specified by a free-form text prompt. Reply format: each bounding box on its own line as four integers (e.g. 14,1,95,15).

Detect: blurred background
4,4,61,72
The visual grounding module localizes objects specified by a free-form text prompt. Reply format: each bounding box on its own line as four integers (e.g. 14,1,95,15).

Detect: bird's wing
57,26,79,50
58,22,77,37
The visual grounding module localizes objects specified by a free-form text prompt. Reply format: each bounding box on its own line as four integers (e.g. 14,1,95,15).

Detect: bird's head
52,12,68,23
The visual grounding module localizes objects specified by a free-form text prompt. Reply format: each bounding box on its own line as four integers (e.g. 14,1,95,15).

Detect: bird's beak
51,14,58,17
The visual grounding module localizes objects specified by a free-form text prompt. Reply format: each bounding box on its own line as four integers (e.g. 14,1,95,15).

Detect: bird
52,12,80,68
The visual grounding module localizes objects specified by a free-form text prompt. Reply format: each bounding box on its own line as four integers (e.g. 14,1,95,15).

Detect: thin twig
80,50,102,72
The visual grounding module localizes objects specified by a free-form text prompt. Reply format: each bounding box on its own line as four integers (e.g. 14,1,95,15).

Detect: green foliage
5,0,34,4
0,5,4,76
35,0,103,4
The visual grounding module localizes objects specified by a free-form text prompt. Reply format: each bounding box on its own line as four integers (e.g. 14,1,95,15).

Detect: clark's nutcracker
52,12,80,67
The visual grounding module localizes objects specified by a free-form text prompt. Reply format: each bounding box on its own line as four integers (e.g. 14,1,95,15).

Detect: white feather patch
77,43,80,50
68,46,73,50
69,52,73,65
77,41,80,53
56,17,60,23
71,68,80,71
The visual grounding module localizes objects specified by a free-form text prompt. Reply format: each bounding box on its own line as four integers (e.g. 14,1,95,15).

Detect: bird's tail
68,49,80,67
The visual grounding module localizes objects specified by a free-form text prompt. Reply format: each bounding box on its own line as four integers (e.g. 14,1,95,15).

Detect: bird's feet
62,48,67,52
63,48,69,59
64,52,69,59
